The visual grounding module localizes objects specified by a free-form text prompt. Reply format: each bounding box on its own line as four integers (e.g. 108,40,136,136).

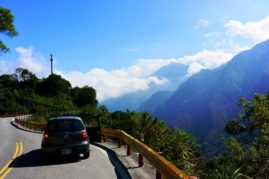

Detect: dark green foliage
0,87,29,114
38,74,71,96
15,68,38,92
0,74,18,88
224,93,269,178
157,129,202,175
0,68,97,116
198,92,269,178
200,157,250,179
96,105,111,126
73,86,97,107
0,7,18,53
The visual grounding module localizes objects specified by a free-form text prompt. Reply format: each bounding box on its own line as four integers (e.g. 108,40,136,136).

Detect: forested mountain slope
153,40,269,148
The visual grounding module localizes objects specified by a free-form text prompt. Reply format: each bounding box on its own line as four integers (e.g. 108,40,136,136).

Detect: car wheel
83,151,90,159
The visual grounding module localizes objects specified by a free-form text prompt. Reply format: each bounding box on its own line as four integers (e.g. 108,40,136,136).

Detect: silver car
41,116,90,159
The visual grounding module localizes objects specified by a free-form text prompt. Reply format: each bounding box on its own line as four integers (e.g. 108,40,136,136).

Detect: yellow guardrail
101,128,190,179
15,116,46,131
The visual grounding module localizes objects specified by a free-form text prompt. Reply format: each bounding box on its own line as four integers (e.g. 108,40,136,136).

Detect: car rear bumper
42,141,90,154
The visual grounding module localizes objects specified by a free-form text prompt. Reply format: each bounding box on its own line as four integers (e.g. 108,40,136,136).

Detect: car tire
83,151,90,159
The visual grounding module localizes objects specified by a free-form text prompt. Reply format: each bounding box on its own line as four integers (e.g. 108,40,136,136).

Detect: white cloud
188,62,205,75
213,39,250,53
178,50,234,75
0,46,50,77
16,47,50,76
126,58,177,76
59,59,173,101
225,16,269,43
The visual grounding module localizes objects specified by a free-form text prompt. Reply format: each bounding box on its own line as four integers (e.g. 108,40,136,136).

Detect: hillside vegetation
0,68,96,116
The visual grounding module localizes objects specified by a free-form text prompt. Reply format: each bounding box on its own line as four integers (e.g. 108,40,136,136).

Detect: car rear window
47,120,85,132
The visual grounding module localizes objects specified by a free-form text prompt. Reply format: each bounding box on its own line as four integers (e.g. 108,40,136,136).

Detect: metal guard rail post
101,128,190,179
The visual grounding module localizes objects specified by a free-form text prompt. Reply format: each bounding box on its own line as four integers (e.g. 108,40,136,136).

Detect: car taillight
82,130,88,141
43,132,49,143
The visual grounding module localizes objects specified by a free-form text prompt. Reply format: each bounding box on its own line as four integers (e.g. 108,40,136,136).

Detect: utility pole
50,54,53,75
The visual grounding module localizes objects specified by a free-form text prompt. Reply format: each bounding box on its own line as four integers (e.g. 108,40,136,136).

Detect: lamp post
50,54,53,75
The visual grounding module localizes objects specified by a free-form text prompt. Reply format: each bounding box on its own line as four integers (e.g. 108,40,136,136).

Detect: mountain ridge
148,39,269,153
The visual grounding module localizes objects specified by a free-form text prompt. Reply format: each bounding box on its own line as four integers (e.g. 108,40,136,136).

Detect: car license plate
61,149,72,155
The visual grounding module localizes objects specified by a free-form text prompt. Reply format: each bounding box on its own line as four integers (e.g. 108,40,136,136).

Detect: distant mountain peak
148,39,269,153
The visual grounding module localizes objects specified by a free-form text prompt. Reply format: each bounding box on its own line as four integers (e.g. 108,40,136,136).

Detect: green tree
201,157,250,179
110,111,134,132
15,68,36,81
38,74,71,96
15,68,38,92
73,86,97,107
0,7,18,53
0,74,17,88
97,105,112,127
225,93,269,178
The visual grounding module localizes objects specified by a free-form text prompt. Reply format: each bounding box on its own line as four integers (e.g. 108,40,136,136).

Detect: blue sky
1,0,269,100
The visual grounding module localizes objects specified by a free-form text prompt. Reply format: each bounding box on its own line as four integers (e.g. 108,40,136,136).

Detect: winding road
0,117,130,179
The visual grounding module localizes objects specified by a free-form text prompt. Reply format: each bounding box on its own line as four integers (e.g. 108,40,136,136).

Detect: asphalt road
0,117,130,179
